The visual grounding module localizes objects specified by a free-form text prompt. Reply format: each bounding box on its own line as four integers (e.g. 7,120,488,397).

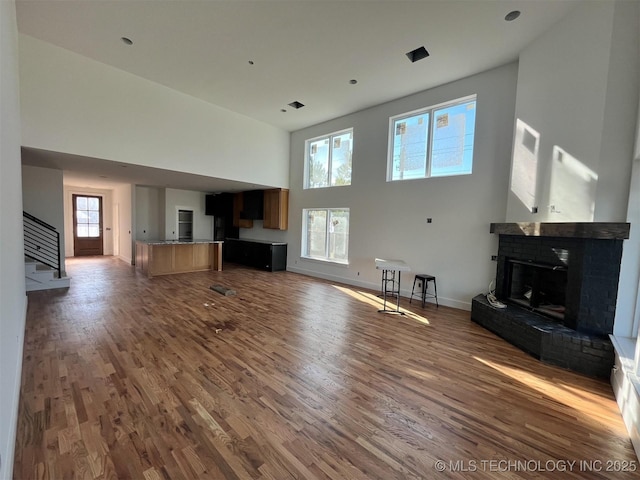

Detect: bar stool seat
410,274,438,308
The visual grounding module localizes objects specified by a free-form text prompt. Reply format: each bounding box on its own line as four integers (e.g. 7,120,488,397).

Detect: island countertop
137,239,223,245
135,240,223,277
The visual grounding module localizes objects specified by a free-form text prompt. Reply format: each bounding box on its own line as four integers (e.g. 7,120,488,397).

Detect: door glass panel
75,196,101,238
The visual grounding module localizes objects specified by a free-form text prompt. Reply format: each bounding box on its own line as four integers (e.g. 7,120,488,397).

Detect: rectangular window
304,129,353,188
302,208,350,263
388,95,476,181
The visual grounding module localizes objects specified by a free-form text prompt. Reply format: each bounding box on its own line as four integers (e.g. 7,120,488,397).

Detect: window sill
300,256,349,268
610,334,640,397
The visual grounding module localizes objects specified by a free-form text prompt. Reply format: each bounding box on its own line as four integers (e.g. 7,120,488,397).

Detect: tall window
304,129,353,188
302,208,350,263
388,95,476,181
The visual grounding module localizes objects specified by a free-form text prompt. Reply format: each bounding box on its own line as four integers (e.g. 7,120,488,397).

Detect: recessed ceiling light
406,46,430,63
121,37,133,45
505,10,521,21
349,79,358,85
288,101,305,109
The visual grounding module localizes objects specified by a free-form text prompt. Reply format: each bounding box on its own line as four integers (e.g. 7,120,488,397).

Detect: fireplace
471,222,629,378
505,259,567,322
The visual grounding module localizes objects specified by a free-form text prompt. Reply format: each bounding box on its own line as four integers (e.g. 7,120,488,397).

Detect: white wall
0,2,27,478
22,165,66,274
239,220,288,243
164,188,213,240
19,34,290,189
288,63,518,310
113,183,133,264
135,186,164,241
506,0,639,223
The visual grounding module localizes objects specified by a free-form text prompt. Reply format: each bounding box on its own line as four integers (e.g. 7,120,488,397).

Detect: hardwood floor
13,256,638,479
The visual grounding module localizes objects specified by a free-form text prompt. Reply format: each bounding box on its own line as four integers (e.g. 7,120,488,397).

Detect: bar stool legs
410,274,438,308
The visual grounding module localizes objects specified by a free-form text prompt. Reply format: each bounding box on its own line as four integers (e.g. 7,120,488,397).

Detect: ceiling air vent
288,101,305,109
406,46,430,63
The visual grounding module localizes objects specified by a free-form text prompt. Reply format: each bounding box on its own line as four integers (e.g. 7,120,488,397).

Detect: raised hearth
472,222,629,378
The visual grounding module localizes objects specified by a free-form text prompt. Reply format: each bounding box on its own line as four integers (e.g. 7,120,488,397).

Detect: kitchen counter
138,239,223,245
135,240,223,277
224,238,287,271
227,238,287,246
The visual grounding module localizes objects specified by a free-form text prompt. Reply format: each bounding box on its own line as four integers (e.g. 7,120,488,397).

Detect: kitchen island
135,240,223,278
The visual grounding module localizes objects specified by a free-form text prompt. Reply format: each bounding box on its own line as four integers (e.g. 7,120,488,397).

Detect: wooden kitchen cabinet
135,241,223,278
263,188,289,230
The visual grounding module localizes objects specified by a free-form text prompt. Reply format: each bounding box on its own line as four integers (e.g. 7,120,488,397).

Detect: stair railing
23,211,61,277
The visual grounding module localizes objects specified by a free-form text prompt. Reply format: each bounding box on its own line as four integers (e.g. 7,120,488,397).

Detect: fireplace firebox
506,259,567,321
471,222,629,378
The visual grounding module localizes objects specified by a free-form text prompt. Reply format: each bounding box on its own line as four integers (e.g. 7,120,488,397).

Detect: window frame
301,207,350,265
386,94,477,182
303,128,353,189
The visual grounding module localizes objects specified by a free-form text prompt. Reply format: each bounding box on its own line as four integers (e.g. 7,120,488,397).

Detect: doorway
73,194,104,256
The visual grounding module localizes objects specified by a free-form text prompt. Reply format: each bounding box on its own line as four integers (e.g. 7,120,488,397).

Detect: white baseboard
117,254,132,265
286,265,471,311
610,336,640,460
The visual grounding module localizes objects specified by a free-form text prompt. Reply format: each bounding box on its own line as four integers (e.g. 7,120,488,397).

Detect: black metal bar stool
410,274,438,308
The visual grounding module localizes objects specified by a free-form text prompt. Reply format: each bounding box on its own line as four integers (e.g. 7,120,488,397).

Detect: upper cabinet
263,188,289,230
233,192,254,229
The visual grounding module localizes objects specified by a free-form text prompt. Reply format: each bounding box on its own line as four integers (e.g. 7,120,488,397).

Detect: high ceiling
16,0,581,190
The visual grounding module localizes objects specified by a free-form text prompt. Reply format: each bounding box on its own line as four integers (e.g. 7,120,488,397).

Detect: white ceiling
16,0,581,191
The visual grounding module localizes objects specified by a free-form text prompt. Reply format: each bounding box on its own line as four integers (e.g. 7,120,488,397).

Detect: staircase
23,211,71,292
25,258,71,291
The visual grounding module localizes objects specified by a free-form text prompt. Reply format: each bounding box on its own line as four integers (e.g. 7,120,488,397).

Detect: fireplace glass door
506,259,568,321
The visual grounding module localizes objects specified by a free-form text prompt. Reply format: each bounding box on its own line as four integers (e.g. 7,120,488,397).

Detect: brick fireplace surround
471,222,630,378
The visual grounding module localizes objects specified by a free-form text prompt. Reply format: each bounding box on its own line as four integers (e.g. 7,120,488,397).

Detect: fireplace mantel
490,222,630,240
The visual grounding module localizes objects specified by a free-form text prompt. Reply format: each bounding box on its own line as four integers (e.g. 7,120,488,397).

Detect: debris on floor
210,285,236,296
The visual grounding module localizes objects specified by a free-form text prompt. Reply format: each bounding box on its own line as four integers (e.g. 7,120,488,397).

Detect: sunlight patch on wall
510,119,540,211
548,146,597,221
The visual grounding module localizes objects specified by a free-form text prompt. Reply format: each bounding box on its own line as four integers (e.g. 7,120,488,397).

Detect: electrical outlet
357,272,360,276
427,218,432,223
531,206,538,214
491,255,498,261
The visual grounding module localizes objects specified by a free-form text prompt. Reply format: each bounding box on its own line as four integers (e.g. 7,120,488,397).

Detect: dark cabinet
224,238,287,272
211,193,238,241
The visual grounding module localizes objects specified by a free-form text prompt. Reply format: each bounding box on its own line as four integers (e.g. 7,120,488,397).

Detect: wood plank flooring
13,256,638,479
